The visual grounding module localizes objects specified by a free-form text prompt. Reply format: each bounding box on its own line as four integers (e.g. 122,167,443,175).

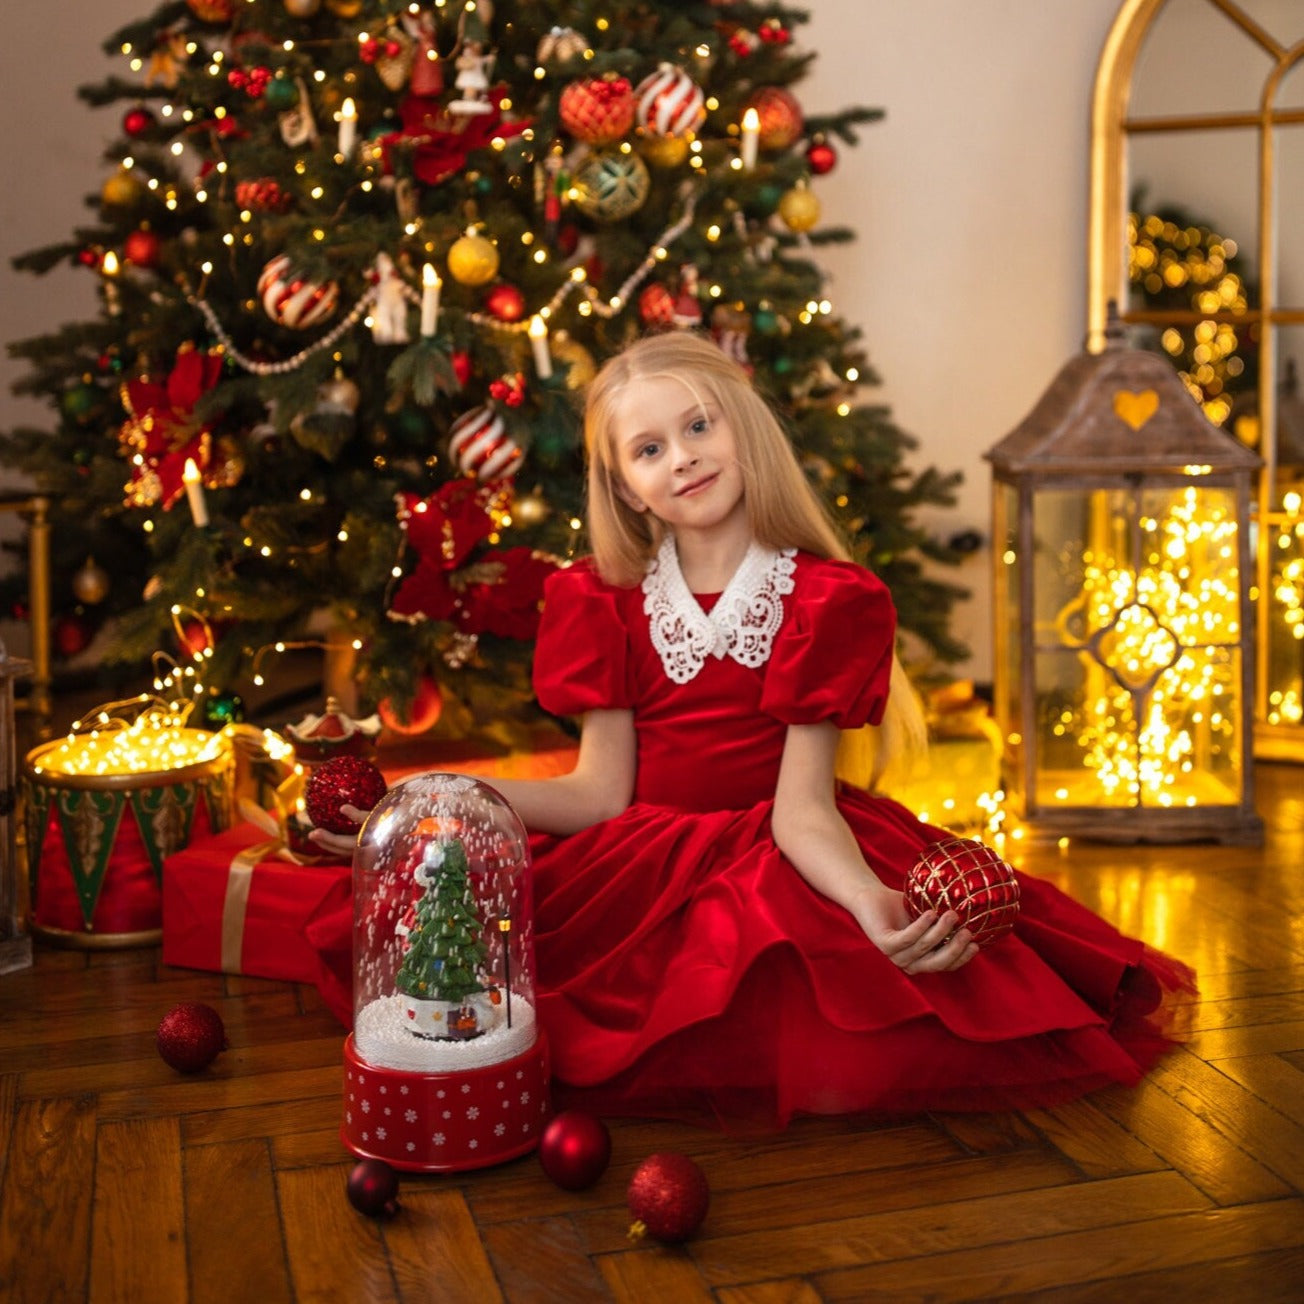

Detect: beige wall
0,0,1124,682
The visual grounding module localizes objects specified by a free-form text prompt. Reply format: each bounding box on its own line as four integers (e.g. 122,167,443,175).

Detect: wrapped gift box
162,822,352,1005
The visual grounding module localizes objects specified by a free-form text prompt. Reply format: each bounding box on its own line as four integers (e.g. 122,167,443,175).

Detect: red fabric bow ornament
119,345,225,509
388,480,559,639
379,93,531,187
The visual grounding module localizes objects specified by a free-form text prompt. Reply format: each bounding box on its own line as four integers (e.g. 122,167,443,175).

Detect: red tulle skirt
529,789,1195,1130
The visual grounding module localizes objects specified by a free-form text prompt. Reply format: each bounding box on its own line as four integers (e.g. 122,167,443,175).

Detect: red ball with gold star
627,1153,710,1244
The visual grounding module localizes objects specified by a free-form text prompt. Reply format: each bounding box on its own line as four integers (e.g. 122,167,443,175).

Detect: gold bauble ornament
551,332,596,389
282,0,321,15
778,183,821,233
447,233,500,286
101,169,146,209
639,133,690,169
325,0,363,16
72,557,110,605
512,488,550,526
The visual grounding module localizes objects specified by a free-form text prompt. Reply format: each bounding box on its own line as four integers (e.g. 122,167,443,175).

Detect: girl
321,332,1193,1127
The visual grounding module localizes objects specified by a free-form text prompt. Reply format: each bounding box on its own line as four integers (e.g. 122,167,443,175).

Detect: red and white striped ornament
633,64,706,138
448,405,524,482
257,254,340,329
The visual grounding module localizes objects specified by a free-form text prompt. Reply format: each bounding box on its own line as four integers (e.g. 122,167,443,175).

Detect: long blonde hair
581,332,926,785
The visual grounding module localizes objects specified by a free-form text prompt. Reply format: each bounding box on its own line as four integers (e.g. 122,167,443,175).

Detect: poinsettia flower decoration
388,479,560,640
378,92,531,187
118,344,226,510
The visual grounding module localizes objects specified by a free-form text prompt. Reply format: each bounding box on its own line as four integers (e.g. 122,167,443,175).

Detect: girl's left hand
307,804,370,859
852,881,979,974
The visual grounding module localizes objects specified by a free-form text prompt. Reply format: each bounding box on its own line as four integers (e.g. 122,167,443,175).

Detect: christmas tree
395,836,487,1033
1,0,966,731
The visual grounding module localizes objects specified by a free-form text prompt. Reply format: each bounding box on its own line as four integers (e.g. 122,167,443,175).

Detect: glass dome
351,772,536,1071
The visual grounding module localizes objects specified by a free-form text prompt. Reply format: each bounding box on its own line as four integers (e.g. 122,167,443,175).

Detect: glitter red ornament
903,837,1021,949
304,756,388,835
638,282,676,327
745,85,804,151
560,74,635,145
346,1158,400,1217
156,1002,227,1074
627,1152,710,1244
539,1110,611,1190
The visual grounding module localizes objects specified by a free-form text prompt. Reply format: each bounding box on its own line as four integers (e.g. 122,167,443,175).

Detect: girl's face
607,373,746,539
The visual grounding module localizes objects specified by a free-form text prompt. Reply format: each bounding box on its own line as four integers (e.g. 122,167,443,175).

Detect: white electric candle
740,107,760,170
182,458,209,527
528,315,553,380
338,97,358,159
420,262,441,336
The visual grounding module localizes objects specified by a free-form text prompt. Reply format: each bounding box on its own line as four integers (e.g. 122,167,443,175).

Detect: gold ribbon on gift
220,836,281,971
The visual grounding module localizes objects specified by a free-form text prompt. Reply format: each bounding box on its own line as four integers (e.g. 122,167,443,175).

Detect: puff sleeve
533,562,635,715
760,559,896,729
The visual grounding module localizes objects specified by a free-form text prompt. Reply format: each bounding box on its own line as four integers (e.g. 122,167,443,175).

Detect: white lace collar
641,535,796,683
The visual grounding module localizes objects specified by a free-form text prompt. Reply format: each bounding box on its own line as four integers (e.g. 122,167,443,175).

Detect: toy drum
24,731,234,947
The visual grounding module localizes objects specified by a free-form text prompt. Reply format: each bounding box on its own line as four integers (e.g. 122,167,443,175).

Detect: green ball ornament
753,307,779,336
202,693,245,728
772,355,794,376
745,183,785,220
61,382,104,425
264,75,300,111
572,150,650,222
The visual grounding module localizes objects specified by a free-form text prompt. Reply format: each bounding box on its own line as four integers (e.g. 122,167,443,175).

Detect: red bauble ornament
156,1002,227,1074
451,350,473,387
484,282,526,323
346,1159,400,1218
178,619,210,659
53,614,91,658
627,1152,710,1243
638,282,676,327
746,86,804,151
185,0,236,21
304,756,388,835
377,674,444,735
559,74,635,145
539,1110,612,1190
903,837,1021,949
122,106,156,138
123,228,162,269
805,138,838,175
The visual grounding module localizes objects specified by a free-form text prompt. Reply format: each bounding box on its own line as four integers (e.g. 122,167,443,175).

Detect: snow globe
341,773,549,1172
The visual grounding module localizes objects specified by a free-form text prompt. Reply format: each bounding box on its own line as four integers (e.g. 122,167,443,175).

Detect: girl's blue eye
688,417,709,435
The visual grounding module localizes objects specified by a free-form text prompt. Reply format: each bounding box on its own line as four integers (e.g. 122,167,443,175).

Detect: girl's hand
307,804,370,858
851,880,979,974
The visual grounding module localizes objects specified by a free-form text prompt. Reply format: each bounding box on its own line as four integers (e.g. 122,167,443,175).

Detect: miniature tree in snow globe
342,773,549,1172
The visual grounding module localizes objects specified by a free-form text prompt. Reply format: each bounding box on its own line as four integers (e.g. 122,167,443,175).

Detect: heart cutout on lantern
1113,388,1159,430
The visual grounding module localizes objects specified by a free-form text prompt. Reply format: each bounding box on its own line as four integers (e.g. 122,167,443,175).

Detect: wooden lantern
986,314,1263,844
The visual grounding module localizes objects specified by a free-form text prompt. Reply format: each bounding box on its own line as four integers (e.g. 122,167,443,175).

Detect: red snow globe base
342,772,551,1174
342,1030,549,1172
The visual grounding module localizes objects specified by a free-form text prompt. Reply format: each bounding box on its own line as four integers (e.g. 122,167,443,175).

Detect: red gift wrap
162,823,352,1001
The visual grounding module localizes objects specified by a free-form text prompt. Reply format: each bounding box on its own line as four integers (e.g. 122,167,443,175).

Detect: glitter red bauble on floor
627,1152,711,1243
538,1110,611,1190
304,756,388,834
903,836,1021,948
156,1002,227,1074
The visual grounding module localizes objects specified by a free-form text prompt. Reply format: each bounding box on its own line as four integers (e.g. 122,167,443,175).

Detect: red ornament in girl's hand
903,837,1020,949
346,1159,399,1217
156,1002,227,1073
539,1110,611,1190
304,756,388,834
627,1152,710,1243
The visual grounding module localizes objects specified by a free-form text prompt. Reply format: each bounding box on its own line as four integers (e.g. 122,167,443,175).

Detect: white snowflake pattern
443,1110,452,1119
406,1142,416,1153
400,1085,410,1095
496,1081,505,1090
461,1083,471,1094
361,1131,370,1142
361,1100,372,1114
515,1070,524,1079
494,1123,506,1137
384,1107,392,1117
405,1109,418,1123
345,1110,353,1124
379,1085,388,1095
433,1132,446,1146
466,1106,480,1120
376,1127,388,1141
469,1139,479,1149
436,1089,446,1099
520,1091,531,1105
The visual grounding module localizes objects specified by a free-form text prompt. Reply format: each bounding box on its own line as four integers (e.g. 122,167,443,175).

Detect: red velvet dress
527,546,1194,1128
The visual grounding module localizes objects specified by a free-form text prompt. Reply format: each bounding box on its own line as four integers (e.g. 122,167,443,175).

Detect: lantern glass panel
993,482,1023,781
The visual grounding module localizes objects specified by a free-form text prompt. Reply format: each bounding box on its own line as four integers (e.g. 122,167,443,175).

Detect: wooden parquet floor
2,761,1303,1302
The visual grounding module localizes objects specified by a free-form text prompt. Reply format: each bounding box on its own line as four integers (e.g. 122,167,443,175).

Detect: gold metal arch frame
1088,0,1304,759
